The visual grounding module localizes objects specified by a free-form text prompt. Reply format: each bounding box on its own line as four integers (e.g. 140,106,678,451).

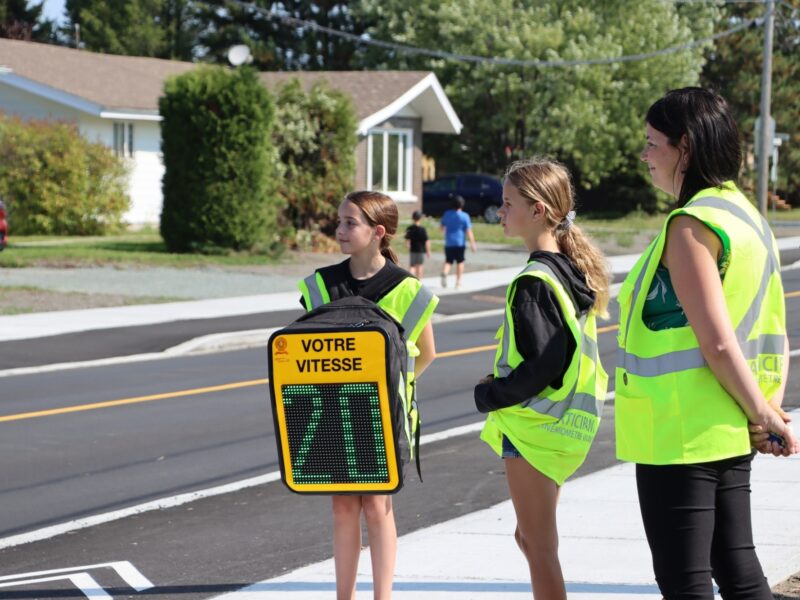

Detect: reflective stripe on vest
521,320,603,419
618,194,782,378
301,272,329,310
399,284,436,343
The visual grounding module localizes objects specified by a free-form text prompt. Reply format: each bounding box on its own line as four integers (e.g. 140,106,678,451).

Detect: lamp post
756,0,775,217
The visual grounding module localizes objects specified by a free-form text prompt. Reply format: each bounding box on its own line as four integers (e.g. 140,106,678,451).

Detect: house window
113,122,134,157
367,129,413,196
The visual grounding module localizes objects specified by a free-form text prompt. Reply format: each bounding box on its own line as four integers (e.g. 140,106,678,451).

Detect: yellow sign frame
269,329,401,493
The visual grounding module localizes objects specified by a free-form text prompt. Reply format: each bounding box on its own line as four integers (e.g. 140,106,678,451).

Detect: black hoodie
474,250,596,413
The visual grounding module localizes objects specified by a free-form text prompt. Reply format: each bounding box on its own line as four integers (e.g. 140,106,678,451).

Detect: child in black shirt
405,210,431,278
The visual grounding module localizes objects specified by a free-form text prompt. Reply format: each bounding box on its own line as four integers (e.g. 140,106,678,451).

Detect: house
0,39,462,224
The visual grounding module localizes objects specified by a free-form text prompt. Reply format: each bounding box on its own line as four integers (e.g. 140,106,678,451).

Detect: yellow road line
0,379,268,423
436,344,497,358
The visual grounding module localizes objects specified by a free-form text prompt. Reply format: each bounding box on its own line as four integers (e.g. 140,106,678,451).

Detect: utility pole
756,0,775,217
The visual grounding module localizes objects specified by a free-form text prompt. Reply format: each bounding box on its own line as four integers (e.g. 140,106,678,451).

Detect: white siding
126,123,163,224
0,83,162,225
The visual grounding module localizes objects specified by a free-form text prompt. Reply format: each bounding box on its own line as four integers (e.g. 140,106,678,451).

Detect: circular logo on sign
275,336,288,352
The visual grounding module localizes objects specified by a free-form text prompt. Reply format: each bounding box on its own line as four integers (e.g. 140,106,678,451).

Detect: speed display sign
268,329,402,494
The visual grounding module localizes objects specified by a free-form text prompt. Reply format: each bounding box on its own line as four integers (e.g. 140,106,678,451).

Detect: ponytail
556,225,610,317
381,244,399,264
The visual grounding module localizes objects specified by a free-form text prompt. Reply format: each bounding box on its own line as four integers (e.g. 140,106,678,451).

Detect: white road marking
0,561,154,598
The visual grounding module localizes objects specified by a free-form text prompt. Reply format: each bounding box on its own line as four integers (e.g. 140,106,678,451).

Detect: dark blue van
422,173,502,223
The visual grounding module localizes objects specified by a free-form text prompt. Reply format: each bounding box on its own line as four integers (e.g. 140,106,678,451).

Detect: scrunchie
558,210,576,230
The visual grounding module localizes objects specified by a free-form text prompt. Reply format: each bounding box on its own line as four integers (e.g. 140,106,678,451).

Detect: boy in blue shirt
440,195,477,289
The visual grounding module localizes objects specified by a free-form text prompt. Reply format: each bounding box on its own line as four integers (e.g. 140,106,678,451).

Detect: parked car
422,173,503,223
0,199,7,251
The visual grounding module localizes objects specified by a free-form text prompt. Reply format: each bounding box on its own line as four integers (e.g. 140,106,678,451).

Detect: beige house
0,38,461,224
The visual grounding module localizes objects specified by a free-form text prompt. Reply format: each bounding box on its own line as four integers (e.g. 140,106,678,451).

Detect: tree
0,114,129,235
272,78,357,244
701,1,800,206
355,0,718,203
159,66,281,253
63,0,201,59
197,1,376,70
1,0,55,41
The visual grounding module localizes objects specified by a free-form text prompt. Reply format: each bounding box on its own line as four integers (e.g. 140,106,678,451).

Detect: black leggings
636,452,772,600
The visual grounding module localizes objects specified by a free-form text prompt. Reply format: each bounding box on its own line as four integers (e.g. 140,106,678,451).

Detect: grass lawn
418,207,798,247
1,207,795,269
416,211,669,248
0,228,281,268
767,207,800,221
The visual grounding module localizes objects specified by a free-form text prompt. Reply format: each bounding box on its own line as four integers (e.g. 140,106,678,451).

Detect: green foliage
197,1,375,70
0,114,129,235
356,0,717,199
273,79,357,240
159,66,281,253
1,0,55,41
701,1,800,206
64,0,200,59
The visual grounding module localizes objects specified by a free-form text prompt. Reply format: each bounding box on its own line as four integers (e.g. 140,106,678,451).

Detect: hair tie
559,210,576,230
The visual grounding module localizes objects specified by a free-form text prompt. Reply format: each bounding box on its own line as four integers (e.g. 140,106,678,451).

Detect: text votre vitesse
296,336,364,373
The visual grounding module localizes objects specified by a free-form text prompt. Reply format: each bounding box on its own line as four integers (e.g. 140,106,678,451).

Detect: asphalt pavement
0,237,799,598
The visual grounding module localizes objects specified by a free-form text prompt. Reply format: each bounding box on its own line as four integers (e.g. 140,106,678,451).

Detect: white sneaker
440,273,447,288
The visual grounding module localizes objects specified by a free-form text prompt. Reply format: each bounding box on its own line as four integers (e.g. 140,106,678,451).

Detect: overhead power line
225,0,760,68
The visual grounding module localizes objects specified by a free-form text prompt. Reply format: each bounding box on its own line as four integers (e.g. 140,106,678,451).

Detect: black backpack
268,296,412,495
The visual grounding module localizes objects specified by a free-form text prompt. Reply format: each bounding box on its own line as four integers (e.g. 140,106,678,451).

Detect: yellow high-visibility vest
616,183,786,464
481,260,608,485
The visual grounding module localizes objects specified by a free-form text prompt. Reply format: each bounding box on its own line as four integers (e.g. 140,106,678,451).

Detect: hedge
0,114,129,235
159,66,281,253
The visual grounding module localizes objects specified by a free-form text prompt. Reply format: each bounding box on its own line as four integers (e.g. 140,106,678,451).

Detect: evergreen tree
63,0,201,59
197,1,375,70
159,66,281,253
1,0,55,41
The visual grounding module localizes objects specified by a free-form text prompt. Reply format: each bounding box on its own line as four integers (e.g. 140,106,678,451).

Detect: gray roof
0,38,195,112
258,71,431,120
0,39,431,119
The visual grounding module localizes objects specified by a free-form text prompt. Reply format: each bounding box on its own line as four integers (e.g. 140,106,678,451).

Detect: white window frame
113,122,135,158
366,128,415,202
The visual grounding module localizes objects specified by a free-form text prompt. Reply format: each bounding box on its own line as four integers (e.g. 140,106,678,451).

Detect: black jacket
300,258,411,310
474,251,596,413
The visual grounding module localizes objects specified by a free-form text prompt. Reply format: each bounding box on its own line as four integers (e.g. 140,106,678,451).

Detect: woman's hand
749,406,799,456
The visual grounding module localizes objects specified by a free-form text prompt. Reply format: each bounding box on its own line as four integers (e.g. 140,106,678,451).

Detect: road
0,269,797,599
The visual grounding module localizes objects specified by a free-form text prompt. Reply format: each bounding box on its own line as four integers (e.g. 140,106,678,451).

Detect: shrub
273,79,357,242
159,66,281,253
0,113,129,235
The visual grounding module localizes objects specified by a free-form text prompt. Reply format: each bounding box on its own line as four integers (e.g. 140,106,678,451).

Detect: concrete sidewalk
213,437,800,599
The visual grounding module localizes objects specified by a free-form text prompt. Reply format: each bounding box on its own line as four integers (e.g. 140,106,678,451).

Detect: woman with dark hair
615,87,798,598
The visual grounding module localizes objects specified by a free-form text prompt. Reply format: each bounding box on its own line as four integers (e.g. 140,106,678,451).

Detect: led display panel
268,329,401,493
